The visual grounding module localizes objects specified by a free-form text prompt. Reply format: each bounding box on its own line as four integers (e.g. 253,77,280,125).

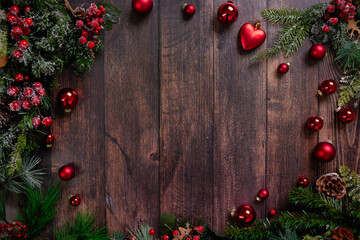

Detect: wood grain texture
104,0,160,233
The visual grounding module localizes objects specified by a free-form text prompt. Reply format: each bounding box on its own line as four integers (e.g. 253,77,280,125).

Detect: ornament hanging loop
254,20,261,29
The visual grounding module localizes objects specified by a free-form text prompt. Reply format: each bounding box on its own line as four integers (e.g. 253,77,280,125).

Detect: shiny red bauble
183,4,196,16
149,229,155,235
277,63,289,74
313,142,336,163
256,188,269,201
309,44,326,60
307,116,324,131
240,23,266,50
69,195,81,207
234,205,256,227
319,79,337,95
297,176,310,187
46,133,54,148
58,165,75,181
132,0,153,14
57,88,79,113
338,108,356,123
269,209,276,216
217,1,238,24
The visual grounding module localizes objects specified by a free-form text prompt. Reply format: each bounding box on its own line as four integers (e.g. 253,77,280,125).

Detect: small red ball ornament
319,79,337,96
307,116,324,131
313,141,336,163
57,88,79,113
234,205,256,227
162,235,169,240
132,0,153,14
309,44,326,60
297,176,310,187
269,209,276,216
149,228,155,235
240,22,266,50
338,108,356,123
58,165,75,181
183,4,196,16
46,133,54,148
277,63,290,74
256,188,269,201
69,195,81,207
217,1,238,24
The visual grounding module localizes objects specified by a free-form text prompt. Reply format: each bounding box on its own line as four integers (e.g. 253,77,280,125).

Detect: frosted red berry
76,20,84,28
79,36,87,44
22,101,31,110
10,5,20,15
322,25,330,32
196,225,204,233
31,96,41,106
87,41,95,49
23,88,34,97
7,15,17,24
193,236,200,240
33,82,43,90
15,73,24,82
24,6,31,13
162,235,169,240
173,230,180,236
327,4,336,12
149,228,155,235
42,117,53,127
9,101,21,111
7,86,19,96
12,26,23,36
23,27,31,36
37,88,46,97
24,18,33,27
19,40,29,50
32,117,41,128
329,17,338,25
13,50,23,59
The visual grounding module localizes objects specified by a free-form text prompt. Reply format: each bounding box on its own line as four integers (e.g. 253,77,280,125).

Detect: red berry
338,12,346,18
95,30,99,34
32,117,41,128
7,15,18,24
322,25,330,32
269,209,277,216
13,50,23,59
79,36,87,44
23,27,31,36
37,88,46,97
12,26,23,36
23,88,34,97
7,87,19,96
91,20,100,28
42,117,52,127
31,96,41,106
173,230,180,236
15,73,24,82
329,17,338,25
24,75,30,81
81,30,89,36
162,235,169,240
33,82,43,90
9,101,21,111
196,225,204,233
149,228,155,235
184,4,196,16
10,5,20,15
22,101,31,110
348,15,355,20
24,6,31,13
19,40,29,50
76,20,84,28
324,13,331,20
193,236,200,240
87,41,95,49
24,18,33,27
99,18,104,24
327,4,336,12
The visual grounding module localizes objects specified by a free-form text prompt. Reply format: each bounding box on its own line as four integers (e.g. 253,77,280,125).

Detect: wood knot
150,152,160,161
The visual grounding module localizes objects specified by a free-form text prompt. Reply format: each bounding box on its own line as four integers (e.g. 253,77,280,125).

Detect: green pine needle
339,165,360,202
225,220,271,240
335,41,360,72
128,224,159,240
261,8,301,25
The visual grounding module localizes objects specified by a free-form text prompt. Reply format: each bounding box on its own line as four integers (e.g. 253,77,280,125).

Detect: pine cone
316,173,346,199
73,7,86,19
331,227,354,240
0,97,13,128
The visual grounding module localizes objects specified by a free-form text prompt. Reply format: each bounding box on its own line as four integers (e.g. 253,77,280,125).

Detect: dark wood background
29,0,360,234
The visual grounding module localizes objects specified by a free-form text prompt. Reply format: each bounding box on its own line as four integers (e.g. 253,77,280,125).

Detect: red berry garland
0,221,27,239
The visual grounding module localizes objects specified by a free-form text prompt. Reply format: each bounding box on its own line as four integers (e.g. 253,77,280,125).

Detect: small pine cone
316,173,346,199
0,97,14,128
74,7,86,19
331,227,354,240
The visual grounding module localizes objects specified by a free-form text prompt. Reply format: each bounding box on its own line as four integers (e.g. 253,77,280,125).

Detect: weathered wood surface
46,0,360,233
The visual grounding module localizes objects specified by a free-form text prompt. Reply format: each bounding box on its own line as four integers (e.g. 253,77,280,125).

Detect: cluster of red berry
6,5,33,60
162,225,204,240
76,3,106,49
322,0,356,32
0,222,27,239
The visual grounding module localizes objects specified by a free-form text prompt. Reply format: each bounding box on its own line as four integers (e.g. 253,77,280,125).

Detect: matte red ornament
46,133,54,148
277,63,289,74
307,116,324,131
69,195,81,207
240,23,266,50
256,188,269,201
183,4,196,16
309,44,326,60
132,0,153,14
313,142,336,163
57,88,78,113
58,165,75,181
319,79,337,96
217,1,238,24
338,108,356,123
297,176,310,187
269,209,276,216
234,205,256,226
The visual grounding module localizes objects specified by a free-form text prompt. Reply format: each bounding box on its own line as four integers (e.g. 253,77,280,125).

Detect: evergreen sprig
339,165,360,202
335,41,360,72
261,8,301,25
225,220,271,240
338,72,360,107
128,224,159,240
277,211,336,231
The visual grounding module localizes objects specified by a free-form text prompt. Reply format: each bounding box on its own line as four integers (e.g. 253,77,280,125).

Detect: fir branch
339,165,360,202
54,212,108,240
300,3,328,24
269,226,300,240
261,8,301,25
17,184,60,239
338,72,360,107
225,220,271,240
278,211,336,231
335,41,360,72
128,224,159,240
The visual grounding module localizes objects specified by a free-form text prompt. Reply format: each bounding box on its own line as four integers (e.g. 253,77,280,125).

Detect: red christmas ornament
217,1,238,24
149,228,155,235
132,0,153,14
277,63,290,74
309,44,326,60
269,209,276,216
234,205,256,226
57,88,79,113
297,176,310,187
307,116,324,131
46,133,54,148
58,165,75,181
256,188,269,201
69,195,81,207
338,108,356,123
183,4,196,16
319,79,337,96
240,22,266,50
313,141,336,163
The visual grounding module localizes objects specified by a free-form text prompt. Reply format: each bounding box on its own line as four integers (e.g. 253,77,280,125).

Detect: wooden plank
265,0,321,216
212,0,267,230
104,0,160,233
159,0,215,228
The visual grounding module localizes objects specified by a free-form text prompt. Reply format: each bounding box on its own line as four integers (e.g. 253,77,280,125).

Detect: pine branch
300,3,329,24
225,220,271,240
339,165,360,202
54,212,108,240
335,41,360,72
278,211,336,231
269,226,300,240
128,224,159,240
261,8,301,25
17,185,60,239
338,73,360,107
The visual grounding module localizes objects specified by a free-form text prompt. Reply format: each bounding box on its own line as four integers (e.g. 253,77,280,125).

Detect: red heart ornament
240,23,266,50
